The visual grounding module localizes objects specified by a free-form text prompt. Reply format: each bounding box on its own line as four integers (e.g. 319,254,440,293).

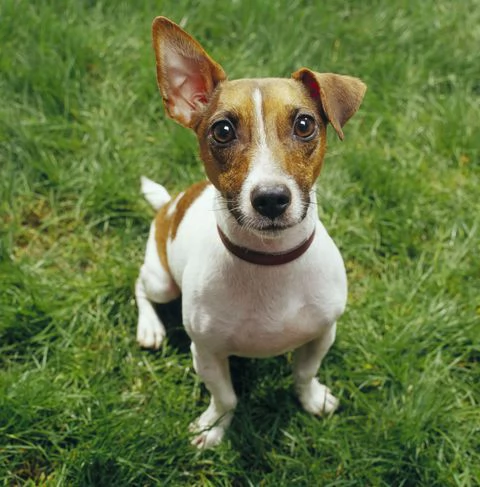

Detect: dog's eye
293,115,317,140
211,120,236,145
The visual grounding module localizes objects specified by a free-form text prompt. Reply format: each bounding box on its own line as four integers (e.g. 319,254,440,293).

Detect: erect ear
152,17,227,128
292,68,366,140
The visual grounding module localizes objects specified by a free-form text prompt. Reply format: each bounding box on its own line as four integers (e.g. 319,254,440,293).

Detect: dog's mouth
226,195,310,234
251,222,296,238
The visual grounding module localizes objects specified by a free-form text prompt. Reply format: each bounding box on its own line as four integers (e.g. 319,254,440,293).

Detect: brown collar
217,226,316,266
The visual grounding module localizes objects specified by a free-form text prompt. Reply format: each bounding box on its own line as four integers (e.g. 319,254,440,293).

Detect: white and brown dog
136,17,366,448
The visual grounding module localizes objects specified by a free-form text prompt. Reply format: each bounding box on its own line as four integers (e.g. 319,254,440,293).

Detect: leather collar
217,226,315,266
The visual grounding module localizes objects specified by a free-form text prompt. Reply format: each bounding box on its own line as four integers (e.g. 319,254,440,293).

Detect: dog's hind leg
293,323,339,415
136,221,180,349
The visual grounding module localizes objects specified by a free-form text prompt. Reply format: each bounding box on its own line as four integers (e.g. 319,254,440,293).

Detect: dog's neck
214,189,318,255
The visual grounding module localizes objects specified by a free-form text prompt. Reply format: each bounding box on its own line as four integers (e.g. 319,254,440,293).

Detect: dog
135,16,366,448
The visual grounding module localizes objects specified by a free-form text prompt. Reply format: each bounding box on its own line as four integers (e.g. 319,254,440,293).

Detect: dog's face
195,78,328,233
152,17,366,235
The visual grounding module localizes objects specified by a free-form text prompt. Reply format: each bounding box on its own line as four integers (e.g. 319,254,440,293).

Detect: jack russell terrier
135,16,366,449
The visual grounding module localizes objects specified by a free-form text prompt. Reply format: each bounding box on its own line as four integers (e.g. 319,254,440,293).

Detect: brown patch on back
155,180,210,276
170,180,210,239
155,201,173,274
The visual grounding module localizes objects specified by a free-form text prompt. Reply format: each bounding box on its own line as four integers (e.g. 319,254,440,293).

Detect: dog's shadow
153,298,190,354
229,356,299,459
154,300,296,454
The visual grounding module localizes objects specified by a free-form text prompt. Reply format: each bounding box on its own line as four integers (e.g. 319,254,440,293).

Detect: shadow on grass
153,297,191,354
228,356,297,476
232,402,296,481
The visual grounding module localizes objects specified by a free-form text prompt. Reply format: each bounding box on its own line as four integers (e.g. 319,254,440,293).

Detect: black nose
251,184,292,219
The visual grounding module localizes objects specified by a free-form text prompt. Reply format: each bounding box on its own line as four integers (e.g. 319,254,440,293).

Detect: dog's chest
223,298,325,358
183,255,346,358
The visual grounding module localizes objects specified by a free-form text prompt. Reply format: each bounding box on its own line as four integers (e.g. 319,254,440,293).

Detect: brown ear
152,17,227,128
292,68,366,140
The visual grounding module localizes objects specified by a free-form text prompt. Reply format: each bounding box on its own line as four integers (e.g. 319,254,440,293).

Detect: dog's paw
298,379,339,416
136,311,165,350
190,426,225,449
188,405,233,449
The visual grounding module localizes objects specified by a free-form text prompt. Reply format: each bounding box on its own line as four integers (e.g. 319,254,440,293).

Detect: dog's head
152,17,366,235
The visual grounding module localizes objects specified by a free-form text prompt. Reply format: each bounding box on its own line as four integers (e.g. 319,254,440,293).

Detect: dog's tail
140,176,171,210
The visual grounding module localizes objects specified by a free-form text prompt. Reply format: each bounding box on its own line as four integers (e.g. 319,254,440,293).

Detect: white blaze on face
238,88,304,224
253,88,268,149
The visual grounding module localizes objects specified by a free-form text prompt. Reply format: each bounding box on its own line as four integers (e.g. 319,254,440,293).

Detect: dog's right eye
211,120,236,145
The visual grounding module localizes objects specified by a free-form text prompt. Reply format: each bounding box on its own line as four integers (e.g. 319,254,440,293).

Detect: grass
0,0,479,485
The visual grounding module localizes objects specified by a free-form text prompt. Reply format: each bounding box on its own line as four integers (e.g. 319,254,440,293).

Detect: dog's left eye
211,120,236,145
293,115,317,140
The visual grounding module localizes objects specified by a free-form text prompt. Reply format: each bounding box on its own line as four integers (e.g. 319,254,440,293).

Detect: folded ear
292,68,366,140
152,17,227,128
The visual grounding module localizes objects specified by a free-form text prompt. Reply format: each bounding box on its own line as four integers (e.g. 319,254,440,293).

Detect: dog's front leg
189,343,237,449
293,324,339,416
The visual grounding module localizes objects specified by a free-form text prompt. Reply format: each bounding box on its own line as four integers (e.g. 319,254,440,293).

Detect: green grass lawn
1,0,479,485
